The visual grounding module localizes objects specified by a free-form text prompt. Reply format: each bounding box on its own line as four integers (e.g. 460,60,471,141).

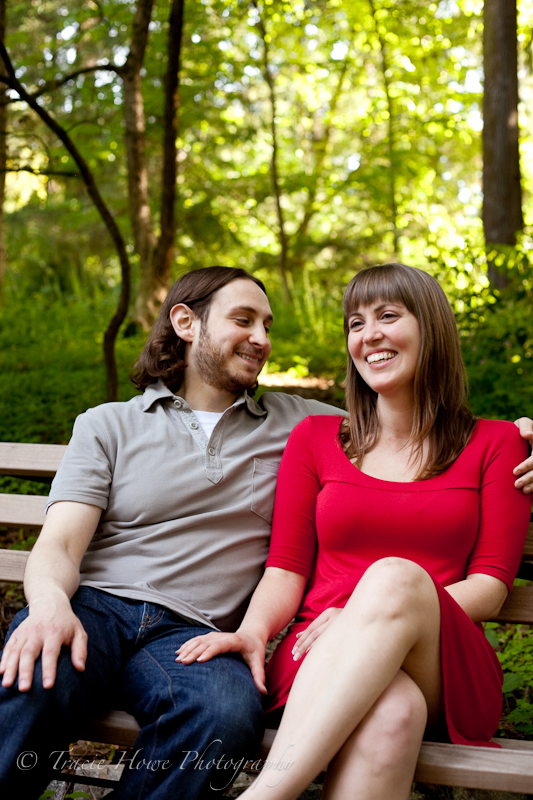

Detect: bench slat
81,710,141,749
0,442,66,478
523,522,533,559
414,740,533,792
256,732,533,792
0,548,29,582
0,494,47,528
494,585,533,623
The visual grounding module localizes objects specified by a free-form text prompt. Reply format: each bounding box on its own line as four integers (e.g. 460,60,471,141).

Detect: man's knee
196,654,264,741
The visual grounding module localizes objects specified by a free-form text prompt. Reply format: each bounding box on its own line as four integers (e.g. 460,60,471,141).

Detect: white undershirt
193,409,224,440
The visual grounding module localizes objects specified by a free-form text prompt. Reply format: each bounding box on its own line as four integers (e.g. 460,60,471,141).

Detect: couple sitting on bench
1,263,532,800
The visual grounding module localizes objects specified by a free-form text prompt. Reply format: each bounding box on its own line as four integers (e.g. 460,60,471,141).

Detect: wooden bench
1,441,533,795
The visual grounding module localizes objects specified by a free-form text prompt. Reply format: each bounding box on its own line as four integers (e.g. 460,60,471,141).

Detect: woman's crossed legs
246,557,443,800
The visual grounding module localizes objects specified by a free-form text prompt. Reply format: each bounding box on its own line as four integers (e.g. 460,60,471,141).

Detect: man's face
190,279,273,396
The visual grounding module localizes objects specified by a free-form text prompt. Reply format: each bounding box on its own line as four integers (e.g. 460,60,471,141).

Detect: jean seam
134,648,176,800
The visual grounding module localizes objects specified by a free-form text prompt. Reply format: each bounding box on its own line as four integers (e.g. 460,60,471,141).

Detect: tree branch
31,64,123,99
0,40,131,402
0,166,78,176
292,59,349,262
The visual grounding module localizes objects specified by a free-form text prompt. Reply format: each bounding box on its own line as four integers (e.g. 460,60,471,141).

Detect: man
0,266,532,799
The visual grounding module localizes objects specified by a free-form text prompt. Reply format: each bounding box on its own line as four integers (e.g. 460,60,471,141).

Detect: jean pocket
251,459,281,524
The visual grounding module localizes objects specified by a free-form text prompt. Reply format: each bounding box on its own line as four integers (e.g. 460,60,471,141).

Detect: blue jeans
0,587,264,799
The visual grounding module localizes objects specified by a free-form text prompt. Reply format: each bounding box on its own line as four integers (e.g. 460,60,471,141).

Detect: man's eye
236,318,250,325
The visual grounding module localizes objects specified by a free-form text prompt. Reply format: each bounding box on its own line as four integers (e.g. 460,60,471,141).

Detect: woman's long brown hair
339,263,476,480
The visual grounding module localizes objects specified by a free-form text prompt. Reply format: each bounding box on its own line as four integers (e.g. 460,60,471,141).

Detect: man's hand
0,592,88,691
514,418,533,494
176,631,267,694
292,608,342,661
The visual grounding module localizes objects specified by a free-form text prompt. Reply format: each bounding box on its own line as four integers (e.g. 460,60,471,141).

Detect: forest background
0,0,533,742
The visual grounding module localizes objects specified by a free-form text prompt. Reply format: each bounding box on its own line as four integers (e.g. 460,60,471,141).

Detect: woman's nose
363,321,383,343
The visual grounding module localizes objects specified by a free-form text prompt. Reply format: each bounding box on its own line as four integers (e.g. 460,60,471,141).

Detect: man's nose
249,323,270,348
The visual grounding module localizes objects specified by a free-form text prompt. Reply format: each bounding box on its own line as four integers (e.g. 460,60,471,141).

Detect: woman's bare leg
242,558,442,800
322,670,427,800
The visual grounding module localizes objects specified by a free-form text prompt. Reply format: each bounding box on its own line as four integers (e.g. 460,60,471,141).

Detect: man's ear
169,304,199,342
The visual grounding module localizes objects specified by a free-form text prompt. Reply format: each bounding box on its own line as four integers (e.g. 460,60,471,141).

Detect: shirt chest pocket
251,459,281,524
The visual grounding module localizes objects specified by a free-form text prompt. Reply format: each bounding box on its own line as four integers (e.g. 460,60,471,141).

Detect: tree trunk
122,0,159,329
134,0,184,329
0,0,7,306
255,4,293,305
369,0,400,259
483,0,523,289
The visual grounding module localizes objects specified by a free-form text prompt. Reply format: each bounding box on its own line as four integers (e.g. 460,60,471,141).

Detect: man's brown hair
131,266,268,393
339,262,476,480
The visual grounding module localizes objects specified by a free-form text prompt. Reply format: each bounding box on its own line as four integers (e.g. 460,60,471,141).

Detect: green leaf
502,672,526,694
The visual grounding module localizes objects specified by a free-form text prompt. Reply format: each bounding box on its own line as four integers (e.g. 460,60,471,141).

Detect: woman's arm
177,418,324,690
444,573,508,622
176,567,307,692
458,421,532,622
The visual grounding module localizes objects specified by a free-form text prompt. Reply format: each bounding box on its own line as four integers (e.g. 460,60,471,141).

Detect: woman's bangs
343,266,414,319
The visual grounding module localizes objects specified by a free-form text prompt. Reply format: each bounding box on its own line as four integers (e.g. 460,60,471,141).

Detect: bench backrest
0,442,532,623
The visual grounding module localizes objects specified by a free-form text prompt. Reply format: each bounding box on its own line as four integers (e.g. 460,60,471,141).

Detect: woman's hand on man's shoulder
514,418,533,494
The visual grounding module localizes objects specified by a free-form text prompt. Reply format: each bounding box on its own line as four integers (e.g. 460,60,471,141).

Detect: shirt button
208,447,216,456
190,421,199,430
173,399,182,409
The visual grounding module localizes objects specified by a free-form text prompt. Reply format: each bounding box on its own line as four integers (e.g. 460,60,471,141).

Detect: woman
177,263,532,800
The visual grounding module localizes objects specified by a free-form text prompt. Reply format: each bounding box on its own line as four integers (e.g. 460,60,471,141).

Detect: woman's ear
169,304,198,342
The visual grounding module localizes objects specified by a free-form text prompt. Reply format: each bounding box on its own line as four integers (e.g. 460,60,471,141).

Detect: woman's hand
292,608,342,661
176,631,268,693
514,418,533,494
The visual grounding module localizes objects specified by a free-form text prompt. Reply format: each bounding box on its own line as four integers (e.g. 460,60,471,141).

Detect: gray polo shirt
48,381,345,631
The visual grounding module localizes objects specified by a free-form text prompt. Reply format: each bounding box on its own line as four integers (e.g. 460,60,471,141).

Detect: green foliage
3,0,522,296
485,621,533,736
0,293,142,445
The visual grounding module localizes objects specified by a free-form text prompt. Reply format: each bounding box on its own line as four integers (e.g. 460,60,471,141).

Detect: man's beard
193,326,261,395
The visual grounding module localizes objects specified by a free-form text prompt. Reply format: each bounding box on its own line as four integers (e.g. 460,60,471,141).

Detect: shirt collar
141,380,175,411
142,380,267,418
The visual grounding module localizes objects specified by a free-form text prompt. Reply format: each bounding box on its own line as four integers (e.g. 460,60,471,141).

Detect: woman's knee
357,674,427,768
349,558,435,621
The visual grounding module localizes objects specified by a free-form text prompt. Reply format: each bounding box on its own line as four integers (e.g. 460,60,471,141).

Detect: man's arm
0,501,101,691
514,418,533,494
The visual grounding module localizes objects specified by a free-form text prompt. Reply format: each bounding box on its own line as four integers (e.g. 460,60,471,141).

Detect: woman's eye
349,319,363,330
381,312,397,321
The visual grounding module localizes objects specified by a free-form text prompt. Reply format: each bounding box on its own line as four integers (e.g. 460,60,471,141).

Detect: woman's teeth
366,351,396,364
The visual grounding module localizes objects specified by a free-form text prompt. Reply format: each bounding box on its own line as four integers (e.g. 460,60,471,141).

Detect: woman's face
347,300,421,399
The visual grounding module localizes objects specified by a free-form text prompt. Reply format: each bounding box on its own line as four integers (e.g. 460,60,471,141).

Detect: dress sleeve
266,416,322,578
467,421,532,591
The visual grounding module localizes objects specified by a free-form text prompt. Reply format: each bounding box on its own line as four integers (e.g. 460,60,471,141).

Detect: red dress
265,416,532,746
